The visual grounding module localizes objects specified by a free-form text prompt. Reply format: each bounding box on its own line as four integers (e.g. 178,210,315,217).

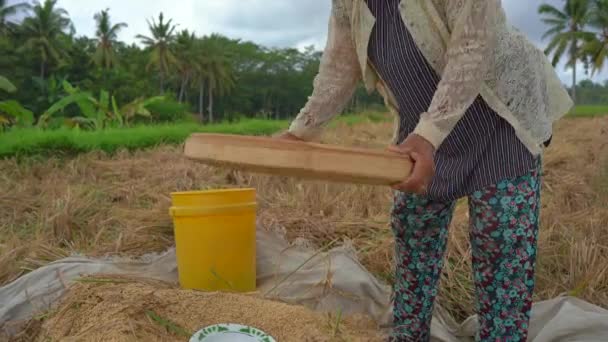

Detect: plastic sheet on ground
1,228,607,341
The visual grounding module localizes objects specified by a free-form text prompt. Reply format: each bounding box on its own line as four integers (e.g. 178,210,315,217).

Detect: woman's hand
387,134,436,195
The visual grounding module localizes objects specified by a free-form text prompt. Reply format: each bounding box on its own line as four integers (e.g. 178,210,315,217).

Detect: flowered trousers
390,164,541,342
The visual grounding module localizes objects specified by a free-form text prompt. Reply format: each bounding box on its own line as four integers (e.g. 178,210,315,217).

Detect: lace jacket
287,0,574,156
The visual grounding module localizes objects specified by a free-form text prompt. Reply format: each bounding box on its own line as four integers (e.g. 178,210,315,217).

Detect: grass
331,308,344,338
569,105,608,117
0,111,391,159
0,119,288,159
3,104,600,159
145,310,192,338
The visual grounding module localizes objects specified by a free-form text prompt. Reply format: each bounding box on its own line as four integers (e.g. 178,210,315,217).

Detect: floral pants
390,164,541,341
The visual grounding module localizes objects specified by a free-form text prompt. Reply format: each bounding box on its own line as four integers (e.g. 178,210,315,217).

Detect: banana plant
36,82,97,129
63,81,109,130
37,80,164,129
0,76,33,128
0,75,16,93
38,81,116,129
0,100,34,127
115,96,164,125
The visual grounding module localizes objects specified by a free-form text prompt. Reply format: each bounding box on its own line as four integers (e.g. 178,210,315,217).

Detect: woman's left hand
387,134,436,195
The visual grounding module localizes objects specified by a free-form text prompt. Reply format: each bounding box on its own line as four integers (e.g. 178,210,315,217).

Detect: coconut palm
539,0,592,102
579,0,608,74
193,45,207,122
136,12,177,94
20,0,72,80
197,35,235,123
205,58,235,123
174,29,197,103
194,69,207,122
92,8,127,70
0,0,31,36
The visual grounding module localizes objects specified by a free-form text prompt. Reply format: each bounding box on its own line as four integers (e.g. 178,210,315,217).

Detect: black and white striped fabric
365,0,537,201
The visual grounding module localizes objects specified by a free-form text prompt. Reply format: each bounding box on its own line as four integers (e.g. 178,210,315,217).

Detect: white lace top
287,0,574,157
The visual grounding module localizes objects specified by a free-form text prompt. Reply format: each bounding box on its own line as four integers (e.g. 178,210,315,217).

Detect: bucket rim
170,202,257,217
170,188,255,197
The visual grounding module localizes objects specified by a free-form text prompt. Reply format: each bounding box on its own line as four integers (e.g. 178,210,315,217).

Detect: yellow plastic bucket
169,188,256,292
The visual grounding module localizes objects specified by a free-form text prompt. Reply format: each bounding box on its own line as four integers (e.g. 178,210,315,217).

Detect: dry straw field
1,114,607,339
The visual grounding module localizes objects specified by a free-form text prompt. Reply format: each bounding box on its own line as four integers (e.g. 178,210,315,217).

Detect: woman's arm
412,0,499,149
287,1,361,141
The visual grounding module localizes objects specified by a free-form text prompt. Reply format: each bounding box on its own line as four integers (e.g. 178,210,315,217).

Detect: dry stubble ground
0,115,607,337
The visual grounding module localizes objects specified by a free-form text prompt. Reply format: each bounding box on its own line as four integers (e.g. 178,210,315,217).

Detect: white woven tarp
1,228,607,341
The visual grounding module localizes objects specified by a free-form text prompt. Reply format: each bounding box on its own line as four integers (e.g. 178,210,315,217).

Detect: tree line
0,0,382,128
3,0,608,129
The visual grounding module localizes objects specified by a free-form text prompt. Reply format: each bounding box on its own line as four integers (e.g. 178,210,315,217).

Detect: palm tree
0,0,31,36
539,0,592,102
580,0,608,73
195,69,207,122
174,29,196,103
92,8,127,70
198,35,236,123
205,58,235,123
20,0,72,80
136,12,177,94
193,41,207,122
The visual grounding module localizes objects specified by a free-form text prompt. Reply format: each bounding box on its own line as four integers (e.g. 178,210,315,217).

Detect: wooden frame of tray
183,133,412,186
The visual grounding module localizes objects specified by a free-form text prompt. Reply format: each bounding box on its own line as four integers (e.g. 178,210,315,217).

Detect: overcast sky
15,0,608,84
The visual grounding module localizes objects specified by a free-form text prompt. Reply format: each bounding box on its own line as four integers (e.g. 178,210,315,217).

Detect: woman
278,0,573,341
